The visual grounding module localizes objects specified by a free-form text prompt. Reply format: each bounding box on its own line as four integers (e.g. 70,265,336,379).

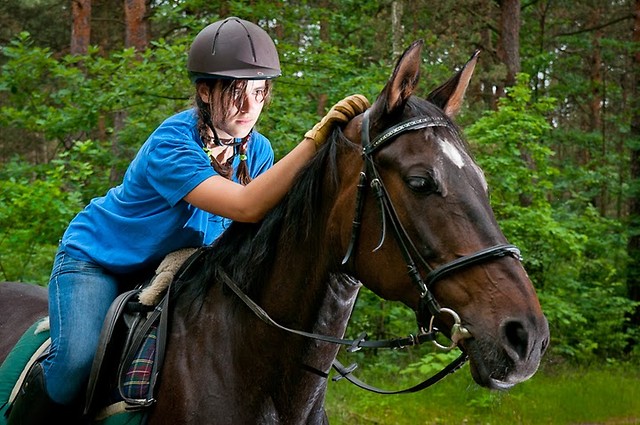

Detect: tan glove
305,94,370,147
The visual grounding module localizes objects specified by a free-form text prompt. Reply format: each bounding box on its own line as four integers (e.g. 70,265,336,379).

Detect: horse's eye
406,176,437,194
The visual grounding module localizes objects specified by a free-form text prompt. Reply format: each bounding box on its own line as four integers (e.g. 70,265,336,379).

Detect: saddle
84,247,199,420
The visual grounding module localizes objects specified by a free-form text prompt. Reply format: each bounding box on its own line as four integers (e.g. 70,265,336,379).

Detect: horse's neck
259,269,361,367
158,266,361,423
304,273,361,358
270,272,362,422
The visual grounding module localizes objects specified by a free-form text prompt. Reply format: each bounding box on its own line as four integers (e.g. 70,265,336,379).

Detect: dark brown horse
0,40,549,424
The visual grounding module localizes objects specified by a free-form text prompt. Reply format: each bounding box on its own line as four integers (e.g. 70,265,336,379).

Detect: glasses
233,87,267,105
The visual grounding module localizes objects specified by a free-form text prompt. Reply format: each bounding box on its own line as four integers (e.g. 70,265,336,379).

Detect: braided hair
195,79,272,185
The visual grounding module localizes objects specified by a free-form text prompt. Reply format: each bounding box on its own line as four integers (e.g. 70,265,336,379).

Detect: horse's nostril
503,320,529,360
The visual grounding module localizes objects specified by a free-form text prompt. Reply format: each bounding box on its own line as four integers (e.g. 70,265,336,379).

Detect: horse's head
335,40,549,389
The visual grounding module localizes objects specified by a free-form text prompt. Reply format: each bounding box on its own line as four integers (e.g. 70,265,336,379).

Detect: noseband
342,109,522,336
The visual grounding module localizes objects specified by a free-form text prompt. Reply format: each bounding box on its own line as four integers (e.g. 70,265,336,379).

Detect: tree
391,0,404,58
124,0,149,53
111,0,150,183
71,0,91,55
627,0,640,341
496,0,521,92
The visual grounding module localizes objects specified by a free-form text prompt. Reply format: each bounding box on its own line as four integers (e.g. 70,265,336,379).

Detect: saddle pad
121,324,158,400
92,325,158,425
0,318,50,418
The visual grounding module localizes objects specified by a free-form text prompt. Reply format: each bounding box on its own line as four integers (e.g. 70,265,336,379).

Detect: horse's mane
179,127,358,305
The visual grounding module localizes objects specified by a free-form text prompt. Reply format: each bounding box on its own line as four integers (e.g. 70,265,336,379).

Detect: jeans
42,247,121,405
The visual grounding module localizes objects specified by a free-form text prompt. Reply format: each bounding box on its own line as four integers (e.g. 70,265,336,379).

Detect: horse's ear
427,50,480,118
370,40,424,119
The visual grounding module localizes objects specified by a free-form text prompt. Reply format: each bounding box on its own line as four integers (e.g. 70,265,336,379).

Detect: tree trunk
391,0,404,58
109,0,148,184
533,0,551,102
497,0,520,88
588,7,606,214
124,0,148,53
480,26,497,110
496,0,532,206
71,0,91,55
626,0,640,336
68,0,92,150
315,0,329,114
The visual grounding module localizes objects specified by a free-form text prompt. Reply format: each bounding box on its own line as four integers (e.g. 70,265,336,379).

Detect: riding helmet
188,17,281,82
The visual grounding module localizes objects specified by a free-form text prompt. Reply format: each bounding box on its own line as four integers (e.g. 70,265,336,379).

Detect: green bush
467,75,636,362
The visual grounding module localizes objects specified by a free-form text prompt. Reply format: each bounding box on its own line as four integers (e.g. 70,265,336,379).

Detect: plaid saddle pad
121,324,158,400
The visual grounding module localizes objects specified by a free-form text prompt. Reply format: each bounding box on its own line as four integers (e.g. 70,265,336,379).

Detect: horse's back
0,282,48,363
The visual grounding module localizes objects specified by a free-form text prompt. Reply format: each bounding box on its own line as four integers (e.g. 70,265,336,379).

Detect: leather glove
305,94,370,147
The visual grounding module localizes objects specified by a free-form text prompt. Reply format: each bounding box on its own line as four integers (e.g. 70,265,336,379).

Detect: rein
217,269,437,350
217,267,467,394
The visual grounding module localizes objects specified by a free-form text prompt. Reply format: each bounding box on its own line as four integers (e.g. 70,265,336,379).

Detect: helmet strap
210,125,223,147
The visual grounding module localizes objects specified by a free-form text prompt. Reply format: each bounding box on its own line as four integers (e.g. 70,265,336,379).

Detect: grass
324,358,640,424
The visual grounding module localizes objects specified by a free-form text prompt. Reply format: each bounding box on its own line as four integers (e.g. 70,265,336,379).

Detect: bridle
215,108,523,394
341,109,522,340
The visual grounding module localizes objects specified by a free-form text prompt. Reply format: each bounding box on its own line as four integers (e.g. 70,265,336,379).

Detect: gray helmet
188,17,281,82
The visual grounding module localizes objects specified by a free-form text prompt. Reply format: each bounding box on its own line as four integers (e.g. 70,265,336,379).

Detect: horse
0,40,549,424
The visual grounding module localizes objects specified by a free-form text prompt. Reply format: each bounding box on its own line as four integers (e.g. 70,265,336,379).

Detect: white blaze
437,137,488,192
438,138,465,168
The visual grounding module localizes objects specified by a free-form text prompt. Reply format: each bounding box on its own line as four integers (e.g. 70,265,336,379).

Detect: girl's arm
184,137,315,222
184,94,369,222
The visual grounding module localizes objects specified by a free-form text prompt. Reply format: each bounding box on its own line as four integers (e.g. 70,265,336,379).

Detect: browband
363,113,450,155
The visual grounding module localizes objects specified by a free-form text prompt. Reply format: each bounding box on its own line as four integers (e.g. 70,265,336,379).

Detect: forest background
1,0,639,422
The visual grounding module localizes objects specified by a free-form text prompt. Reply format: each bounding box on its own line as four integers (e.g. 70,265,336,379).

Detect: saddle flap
84,288,141,415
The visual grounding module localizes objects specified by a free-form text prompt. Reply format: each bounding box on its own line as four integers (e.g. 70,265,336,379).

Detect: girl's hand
304,94,370,147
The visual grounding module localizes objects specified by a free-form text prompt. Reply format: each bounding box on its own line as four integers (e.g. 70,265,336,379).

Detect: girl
6,16,369,424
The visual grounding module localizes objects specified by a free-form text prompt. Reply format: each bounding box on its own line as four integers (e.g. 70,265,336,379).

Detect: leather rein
218,109,522,394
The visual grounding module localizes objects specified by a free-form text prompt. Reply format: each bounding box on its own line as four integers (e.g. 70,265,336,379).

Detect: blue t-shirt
61,109,274,274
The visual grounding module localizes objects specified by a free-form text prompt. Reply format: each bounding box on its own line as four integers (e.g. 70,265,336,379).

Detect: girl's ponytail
235,135,252,185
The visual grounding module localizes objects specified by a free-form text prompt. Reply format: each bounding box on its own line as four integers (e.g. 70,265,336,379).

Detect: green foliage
467,73,557,210
0,139,115,283
0,33,193,171
402,350,463,377
467,75,636,361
